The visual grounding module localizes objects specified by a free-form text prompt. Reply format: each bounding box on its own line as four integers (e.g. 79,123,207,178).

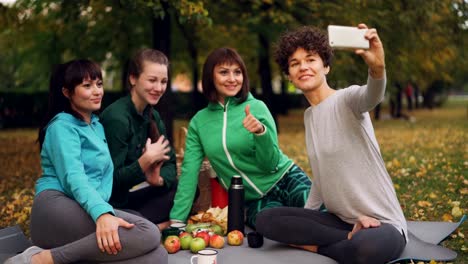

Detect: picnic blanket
169,215,466,264
0,216,464,263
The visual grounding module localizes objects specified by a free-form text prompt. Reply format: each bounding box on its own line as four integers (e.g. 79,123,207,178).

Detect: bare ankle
290,244,318,253
157,221,171,230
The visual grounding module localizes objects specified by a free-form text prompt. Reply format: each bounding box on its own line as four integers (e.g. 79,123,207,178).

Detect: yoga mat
0,225,32,263
390,215,466,263
407,215,466,244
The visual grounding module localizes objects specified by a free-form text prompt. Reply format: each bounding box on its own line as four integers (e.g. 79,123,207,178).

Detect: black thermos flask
227,175,245,234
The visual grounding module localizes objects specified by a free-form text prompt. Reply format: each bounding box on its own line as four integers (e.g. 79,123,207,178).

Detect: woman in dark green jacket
170,47,312,228
100,49,176,230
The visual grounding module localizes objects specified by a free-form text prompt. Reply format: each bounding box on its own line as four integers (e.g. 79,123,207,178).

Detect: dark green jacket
100,95,177,208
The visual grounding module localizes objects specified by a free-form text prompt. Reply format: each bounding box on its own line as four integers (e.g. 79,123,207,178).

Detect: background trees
0,0,466,128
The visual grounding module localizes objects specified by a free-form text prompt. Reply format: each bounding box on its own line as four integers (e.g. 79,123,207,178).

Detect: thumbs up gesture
243,104,265,134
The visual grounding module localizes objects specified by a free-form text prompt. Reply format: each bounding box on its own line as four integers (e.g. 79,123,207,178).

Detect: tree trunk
279,77,289,115
414,83,420,109
374,103,381,120
152,4,174,142
257,32,279,131
190,48,207,116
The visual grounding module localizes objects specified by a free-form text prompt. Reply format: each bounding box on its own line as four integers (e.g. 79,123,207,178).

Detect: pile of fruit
163,228,245,254
163,207,245,254
188,206,228,234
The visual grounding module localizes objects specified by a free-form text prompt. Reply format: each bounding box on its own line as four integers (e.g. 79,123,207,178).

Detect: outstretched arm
355,23,385,79
345,23,387,115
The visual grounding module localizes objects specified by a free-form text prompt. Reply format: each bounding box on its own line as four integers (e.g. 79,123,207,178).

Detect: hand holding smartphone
328,25,369,50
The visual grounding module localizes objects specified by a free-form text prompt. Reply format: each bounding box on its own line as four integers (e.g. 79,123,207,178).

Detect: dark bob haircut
274,26,333,75
38,59,102,149
202,47,249,103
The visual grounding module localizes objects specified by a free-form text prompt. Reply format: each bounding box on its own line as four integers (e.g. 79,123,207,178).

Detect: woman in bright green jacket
170,47,312,228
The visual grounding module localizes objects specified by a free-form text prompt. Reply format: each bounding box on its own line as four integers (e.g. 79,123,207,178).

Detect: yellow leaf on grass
442,213,453,222
452,206,463,218
417,201,432,207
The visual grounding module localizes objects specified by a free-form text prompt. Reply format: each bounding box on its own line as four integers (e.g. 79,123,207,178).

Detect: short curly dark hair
274,26,333,75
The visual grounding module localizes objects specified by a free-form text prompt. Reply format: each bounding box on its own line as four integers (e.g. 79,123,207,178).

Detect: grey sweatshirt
304,74,408,241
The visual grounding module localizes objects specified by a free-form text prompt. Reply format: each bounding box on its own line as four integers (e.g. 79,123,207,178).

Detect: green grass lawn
0,100,466,263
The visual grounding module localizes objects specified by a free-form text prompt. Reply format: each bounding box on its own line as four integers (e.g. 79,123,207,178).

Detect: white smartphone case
328,25,369,49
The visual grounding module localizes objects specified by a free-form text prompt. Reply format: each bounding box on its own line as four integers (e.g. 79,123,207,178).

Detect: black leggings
123,184,199,225
256,207,405,264
123,184,178,225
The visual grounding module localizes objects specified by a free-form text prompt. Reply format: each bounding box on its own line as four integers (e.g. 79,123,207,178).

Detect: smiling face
213,63,244,103
130,61,168,113
287,48,330,93
63,77,103,123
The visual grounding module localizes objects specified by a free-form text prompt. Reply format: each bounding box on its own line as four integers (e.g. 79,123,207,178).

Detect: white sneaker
4,246,43,264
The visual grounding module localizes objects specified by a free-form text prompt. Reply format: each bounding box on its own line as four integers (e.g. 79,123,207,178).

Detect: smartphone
327,25,369,50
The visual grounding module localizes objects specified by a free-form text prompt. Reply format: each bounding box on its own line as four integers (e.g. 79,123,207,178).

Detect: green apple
190,237,206,253
179,233,193,250
210,224,224,236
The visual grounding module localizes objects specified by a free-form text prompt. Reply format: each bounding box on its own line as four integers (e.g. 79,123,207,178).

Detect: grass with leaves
0,100,466,263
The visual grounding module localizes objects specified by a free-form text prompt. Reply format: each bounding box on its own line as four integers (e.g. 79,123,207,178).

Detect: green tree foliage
0,0,210,92
0,0,466,98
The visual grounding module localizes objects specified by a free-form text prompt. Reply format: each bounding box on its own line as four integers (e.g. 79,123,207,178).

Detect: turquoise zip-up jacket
35,113,115,222
170,93,293,222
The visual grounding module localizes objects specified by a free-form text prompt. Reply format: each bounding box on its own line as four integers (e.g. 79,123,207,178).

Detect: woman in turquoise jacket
6,60,166,264
170,48,312,228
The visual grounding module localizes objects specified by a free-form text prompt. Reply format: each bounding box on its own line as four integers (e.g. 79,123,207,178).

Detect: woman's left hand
348,215,381,239
355,23,385,79
96,214,135,255
243,104,265,134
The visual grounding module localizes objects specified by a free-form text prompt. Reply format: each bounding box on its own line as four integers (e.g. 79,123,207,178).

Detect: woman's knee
126,217,161,251
254,210,269,232
254,208,279,234
348,237,394,264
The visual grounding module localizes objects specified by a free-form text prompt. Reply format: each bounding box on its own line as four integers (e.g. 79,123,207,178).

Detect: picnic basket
176,127,213,213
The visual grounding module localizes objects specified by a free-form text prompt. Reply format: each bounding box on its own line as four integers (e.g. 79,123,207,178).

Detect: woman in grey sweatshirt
256,24,406,264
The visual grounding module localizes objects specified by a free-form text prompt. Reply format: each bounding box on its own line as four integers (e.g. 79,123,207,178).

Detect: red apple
163,235,181,254
195,231,210,246
227,230,244,246
179,232,193,250
190,237,206,253
209,234,225,249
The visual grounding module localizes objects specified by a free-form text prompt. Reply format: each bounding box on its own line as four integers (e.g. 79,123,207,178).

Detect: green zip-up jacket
100,95,177,208
170,93,293,222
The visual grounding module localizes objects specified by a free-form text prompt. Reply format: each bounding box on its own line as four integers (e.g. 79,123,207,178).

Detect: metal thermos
227,175,245,234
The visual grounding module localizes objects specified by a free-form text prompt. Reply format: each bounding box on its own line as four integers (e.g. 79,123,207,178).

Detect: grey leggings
30,190,168,264
256,207,406,264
